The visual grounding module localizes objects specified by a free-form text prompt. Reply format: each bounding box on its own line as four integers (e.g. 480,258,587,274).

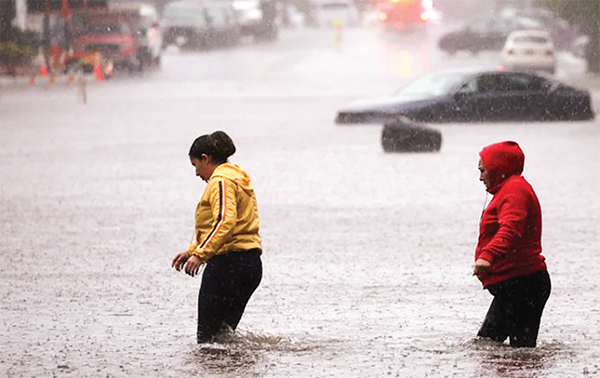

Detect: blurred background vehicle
162,1,210,49
500,29,556,74
109,2,162,68
203,1,241,47
335,69,594,124
500,6,574,50
309,0,360,28
279,3,306,29
25,1,161,75
232,0,278,41
376,0,434,31
438,18,510,55
438,4,578,56
162,0,240,50
67,11,144,73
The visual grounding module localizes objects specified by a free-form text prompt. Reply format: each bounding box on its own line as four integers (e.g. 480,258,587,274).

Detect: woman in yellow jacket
172,131,262,343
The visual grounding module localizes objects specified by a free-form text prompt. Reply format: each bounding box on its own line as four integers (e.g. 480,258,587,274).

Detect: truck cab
108,2,162,67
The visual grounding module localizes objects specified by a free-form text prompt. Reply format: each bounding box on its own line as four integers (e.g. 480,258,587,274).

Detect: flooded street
1,24,599,377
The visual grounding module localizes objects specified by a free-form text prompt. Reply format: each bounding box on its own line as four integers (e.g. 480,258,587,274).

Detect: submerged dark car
335,70,595,124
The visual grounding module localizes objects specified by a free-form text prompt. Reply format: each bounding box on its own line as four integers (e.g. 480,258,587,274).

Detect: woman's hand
473,258,492,275
172,252,189,272
184,255,203,277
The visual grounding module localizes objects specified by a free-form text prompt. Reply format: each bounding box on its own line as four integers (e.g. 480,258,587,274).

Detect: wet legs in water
478,270,551,347
197,252,262,343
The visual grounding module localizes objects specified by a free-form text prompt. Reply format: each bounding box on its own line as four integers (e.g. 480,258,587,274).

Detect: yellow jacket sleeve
188,178,237,262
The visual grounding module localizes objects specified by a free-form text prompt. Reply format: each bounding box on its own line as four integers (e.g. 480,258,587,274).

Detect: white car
500,30,556,74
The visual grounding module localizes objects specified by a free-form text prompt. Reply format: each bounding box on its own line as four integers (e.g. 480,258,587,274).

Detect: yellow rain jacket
185,163,262,262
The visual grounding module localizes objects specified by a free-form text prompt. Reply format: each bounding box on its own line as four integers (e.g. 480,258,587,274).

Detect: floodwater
1,23,599,377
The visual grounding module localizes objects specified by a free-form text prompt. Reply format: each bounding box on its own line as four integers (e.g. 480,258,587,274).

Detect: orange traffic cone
93,52,103,82
94,65,103,82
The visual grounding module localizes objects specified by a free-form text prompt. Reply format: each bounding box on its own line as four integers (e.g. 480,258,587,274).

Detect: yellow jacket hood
210,163,254,193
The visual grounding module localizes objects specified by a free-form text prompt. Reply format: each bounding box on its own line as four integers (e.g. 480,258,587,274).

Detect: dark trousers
478,269,551,347
197,249,262,343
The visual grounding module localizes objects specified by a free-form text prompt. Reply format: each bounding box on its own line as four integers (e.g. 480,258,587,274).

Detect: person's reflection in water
474,341,554,377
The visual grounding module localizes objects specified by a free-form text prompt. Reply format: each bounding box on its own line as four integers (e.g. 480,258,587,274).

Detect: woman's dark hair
189,131,236,164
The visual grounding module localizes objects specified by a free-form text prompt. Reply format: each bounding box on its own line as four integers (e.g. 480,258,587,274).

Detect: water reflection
471,337,561,377
380,30,433,79
185,328,314,376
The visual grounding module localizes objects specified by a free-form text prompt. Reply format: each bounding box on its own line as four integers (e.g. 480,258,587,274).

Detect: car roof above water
507,29,553,40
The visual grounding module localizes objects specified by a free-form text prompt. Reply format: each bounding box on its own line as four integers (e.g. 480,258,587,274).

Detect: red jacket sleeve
478,190,529,264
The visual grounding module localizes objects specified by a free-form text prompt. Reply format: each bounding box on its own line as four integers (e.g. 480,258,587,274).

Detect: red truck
377,0,434,31
66,6,161,75
66,12,136,74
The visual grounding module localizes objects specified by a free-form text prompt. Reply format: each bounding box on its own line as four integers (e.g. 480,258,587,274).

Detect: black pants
197,249,262,343
478,270,551,347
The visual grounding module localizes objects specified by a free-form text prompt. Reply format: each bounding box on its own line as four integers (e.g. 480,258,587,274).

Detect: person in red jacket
473,141,551,348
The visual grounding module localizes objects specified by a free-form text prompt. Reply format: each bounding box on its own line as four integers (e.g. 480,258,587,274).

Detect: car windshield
70,19,131,37
164,6,207,26
205,7,229,27
87,22,129,35
513,35,549,44
515,16,544,29
395,72,467,98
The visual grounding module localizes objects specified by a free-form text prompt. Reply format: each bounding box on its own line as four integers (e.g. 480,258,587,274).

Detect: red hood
479,141,525,194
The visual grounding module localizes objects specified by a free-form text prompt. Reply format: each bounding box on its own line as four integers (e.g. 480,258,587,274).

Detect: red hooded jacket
475,141,547,288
